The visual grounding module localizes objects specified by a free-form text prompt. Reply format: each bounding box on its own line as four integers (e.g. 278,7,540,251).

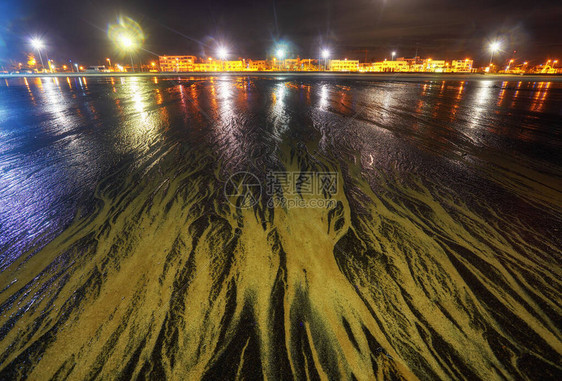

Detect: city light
118,34,135,50
9,32,560,75
217,47,228,60
489,41,501,53
30,37,45,72
488,41,501,66
30,38,44,50
108,16,145,72
321,49,330,71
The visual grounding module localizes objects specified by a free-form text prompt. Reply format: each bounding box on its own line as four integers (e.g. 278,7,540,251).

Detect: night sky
0,0,561,67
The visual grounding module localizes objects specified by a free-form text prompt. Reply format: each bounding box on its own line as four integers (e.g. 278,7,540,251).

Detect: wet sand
0,76,560,379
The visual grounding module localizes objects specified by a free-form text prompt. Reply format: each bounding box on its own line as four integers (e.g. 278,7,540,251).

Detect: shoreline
2,71,562,82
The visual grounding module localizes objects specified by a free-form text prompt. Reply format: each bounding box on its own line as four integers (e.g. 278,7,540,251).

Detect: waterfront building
192,61,222,71
451,59,473,73
359,63,376,72
329,59,359,72
223,60,244,71
283,58,300,70
158,55,196,72
423,59,446,72
376,60,409,72
299,58,319,71
248,60,268,71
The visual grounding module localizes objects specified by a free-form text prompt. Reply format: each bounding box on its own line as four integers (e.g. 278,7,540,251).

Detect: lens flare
108,16,145,53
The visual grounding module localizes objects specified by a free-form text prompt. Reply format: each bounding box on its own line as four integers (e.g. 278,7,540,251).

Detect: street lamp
30,37,45,72
392,51,396,61
489,41,501,66
321,49,330,71
116,33,138,72
217,47,227,60
106,58,111,70
217,47,227,71
276,49,285,70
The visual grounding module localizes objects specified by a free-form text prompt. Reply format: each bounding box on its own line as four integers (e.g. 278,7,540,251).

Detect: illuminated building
371,60,409,72
359,63,376,72
536,60,560,74
223,60,244,71
423,59,446,72
283,58,300,70
300,58,319,71
248,60,268,71
158,55,196,72
192,61,222,71
451,59,473,73
329,59,359,72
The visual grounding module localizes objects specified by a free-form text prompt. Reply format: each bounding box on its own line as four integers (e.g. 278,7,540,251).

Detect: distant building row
158,55,475,73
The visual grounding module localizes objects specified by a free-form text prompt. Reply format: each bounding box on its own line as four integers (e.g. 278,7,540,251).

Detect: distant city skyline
1,0,561,66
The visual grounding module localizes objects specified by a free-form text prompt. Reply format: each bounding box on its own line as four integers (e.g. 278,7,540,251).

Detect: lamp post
116,34,137,72
322,49,330,71
30,38,45,72
217,47,227,71
276,49,285,70
106,58,112,70
489,41,501,66
392,51,396,61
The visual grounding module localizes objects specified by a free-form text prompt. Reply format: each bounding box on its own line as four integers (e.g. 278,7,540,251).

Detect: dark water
0,76,561,379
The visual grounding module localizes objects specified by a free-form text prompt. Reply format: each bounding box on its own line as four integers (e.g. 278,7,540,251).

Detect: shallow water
0,76,561,379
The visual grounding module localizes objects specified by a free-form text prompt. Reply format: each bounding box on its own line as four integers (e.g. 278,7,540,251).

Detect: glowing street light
115,33,139,72
321,49,330,71
217,47,228,60
275,49,285,70
30,37,45,72
106,58,111,69
392,51,396,61
489,41,501,65
217,47,228,71
108,16,145,73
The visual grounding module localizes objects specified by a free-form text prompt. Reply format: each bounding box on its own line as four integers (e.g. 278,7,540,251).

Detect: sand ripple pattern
0,77,561,380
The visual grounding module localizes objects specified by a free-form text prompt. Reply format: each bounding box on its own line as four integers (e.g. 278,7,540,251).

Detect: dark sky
1,0,561,67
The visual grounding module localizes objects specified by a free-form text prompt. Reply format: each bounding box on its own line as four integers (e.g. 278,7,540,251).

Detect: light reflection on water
0,76,560,265
0,76,560,379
